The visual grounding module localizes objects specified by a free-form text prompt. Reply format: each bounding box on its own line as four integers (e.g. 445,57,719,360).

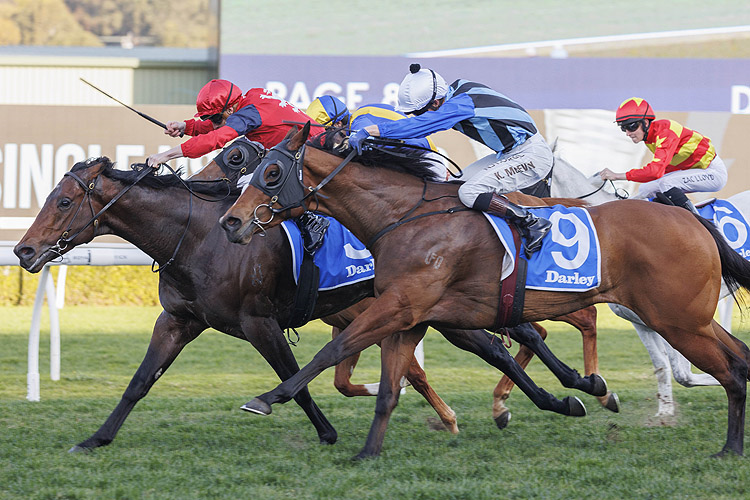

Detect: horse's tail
697,216,750,307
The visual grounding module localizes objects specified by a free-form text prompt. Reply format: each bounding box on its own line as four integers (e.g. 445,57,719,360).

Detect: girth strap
288,252,320,329
494,225,527,330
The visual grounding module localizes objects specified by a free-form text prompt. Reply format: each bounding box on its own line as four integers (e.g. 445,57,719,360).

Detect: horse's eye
58,198,72,209
264,164,282,186
228,149,244,166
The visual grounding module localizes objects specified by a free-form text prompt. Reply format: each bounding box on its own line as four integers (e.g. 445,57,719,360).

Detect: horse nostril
15,245,36,260
222,216,241,230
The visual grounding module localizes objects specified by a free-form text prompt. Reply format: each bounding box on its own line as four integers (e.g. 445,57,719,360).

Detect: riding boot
663,187,700,216
473,193,552,258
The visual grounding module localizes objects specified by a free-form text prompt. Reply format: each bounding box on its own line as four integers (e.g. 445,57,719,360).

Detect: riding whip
80,78,171,131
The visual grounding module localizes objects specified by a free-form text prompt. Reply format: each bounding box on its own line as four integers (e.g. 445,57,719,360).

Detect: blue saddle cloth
281,215,375,291
698,199,750,259
483,205,601,292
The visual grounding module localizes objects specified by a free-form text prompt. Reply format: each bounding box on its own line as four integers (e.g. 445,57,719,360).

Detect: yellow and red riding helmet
615,97,655,124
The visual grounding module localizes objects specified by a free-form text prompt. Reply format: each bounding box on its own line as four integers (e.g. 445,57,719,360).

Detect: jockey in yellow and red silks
598,97,727,214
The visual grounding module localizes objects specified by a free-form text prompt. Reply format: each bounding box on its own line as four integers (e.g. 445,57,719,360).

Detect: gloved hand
348,129,371,155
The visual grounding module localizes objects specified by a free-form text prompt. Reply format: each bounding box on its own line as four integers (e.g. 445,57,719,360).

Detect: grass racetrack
2,305,750,499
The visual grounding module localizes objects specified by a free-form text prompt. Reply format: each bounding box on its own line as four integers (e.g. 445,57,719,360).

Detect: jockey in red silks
598,97,728,214
146,79,313,167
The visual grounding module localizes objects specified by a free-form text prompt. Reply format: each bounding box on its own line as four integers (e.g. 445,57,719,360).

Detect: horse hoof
603,392,620,413
353,451,379,461
711,447,743,458
564,396,587,417
589,374,608,397
68,445,87,454
494,411,511,430
240,398,272,416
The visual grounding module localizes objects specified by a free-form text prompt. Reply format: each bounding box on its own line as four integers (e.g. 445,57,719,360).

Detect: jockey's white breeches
633,155,728,200
457,133,553,207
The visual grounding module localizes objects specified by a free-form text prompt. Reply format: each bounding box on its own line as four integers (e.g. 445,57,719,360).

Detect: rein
364,137,465,178
572,179,629,200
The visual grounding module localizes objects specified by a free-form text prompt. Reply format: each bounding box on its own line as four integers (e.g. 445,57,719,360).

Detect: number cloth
483,206,601,292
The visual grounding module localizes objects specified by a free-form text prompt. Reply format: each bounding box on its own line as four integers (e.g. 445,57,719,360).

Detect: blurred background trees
0,0,217,48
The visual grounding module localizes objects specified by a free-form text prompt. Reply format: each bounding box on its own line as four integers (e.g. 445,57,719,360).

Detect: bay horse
548,156,750,417
14,146,605,451
191,140,618,426
219,123,750,458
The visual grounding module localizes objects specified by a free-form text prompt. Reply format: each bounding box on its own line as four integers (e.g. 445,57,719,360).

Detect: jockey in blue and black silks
349,64,554,257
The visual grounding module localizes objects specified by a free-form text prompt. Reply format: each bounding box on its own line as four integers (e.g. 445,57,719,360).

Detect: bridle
49,164,153,259
48,146,264,273
213,137,266,180
244,137,468,245
244,138,357,235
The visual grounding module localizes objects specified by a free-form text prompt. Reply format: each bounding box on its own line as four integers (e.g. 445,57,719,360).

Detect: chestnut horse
220,124,750,458
190,139,618,425
14,150,605,451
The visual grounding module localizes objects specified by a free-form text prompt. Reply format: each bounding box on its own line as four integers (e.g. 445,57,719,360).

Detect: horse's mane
72,157,242,198
306,128,441,182
543,197,590,208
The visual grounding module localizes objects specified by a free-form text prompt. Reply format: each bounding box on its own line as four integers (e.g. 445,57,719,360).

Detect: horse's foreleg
330,326,456,431
242,292,416,415
69,312,203,452
506,322,608,397
240,316,337,445
331,325,376,396
356,328,427,460
553,306,619,412
491,323,546,425
437,327,587,430
403,350,458,434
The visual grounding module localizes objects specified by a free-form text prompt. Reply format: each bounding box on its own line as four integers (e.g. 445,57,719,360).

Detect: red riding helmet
615,97,655,123
194,79,243,117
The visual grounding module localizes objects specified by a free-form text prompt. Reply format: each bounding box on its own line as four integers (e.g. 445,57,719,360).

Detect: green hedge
0,265,160,306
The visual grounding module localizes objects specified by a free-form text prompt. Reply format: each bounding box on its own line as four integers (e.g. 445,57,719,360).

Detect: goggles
619,121,641,133
200,83,235,126
201,113,224,125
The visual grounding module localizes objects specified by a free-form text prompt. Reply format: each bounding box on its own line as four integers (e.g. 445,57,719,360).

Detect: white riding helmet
395,64,448,114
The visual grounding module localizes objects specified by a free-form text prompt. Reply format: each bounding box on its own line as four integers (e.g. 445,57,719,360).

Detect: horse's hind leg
658,324,747,456
70,312,204,452
356,327,427,460
506,322,608,397
437,327,587,428
556,307,619,412
491,322,546,427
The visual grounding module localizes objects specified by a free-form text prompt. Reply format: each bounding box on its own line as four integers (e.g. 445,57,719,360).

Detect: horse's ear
283,126,300,141
288,121,311,150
